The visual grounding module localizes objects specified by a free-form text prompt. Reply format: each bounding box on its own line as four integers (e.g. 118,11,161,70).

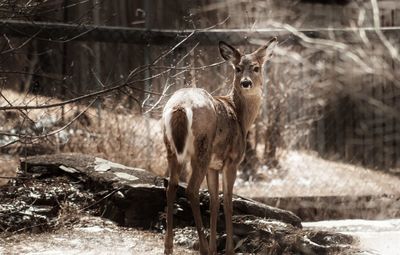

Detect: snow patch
94,157,145,172
76,226,112,233
303,219,400,232
304,219,400,255
59,165,79,174
114,172,139,181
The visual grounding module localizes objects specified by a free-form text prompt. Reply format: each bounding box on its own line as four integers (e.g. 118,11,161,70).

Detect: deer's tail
163,106,193,163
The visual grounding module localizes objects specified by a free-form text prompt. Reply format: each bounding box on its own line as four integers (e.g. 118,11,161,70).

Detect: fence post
93,0,102,126
144,0,152,170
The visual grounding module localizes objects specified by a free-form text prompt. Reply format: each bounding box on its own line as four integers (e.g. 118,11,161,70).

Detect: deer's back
163,88,246,168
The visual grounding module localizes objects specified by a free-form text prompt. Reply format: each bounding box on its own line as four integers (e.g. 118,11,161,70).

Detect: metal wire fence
1,0,400,179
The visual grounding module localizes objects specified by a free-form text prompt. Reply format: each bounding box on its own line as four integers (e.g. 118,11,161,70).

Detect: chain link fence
1,0,400,186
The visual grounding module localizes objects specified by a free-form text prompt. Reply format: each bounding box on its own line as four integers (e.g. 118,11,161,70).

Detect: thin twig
0,98,98,149
0,176,29,179
78,188,122,212
1,30,41,54
0,31,197,111
0,90,35,124
151,60,224,71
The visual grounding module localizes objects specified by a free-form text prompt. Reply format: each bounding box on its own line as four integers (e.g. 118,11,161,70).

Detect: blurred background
1,0,400,205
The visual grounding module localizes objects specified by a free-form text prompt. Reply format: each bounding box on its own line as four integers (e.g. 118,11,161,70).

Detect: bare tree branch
0,30,225,111
0,97,98,149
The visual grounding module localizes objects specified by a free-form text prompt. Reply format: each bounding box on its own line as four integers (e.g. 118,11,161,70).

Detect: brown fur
163,38,277,255
170,106,188,154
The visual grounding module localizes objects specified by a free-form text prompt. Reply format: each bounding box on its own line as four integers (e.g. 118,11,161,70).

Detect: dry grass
0,89,167,179
62,110,166,176
0,155,18,186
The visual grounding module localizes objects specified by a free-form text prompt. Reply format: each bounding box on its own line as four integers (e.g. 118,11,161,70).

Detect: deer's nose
240,79,252,88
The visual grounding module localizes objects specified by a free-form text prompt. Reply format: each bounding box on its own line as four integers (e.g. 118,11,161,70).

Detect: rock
0,153,355,254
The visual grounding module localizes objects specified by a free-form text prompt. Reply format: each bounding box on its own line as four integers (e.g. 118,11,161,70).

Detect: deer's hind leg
164,141,184,255
186,135,212,255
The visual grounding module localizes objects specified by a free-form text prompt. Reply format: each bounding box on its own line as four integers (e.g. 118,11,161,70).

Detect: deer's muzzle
240,79,252,89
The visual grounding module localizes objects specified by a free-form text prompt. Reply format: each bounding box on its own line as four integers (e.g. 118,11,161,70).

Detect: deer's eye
253,66,259,73
235,66,242,73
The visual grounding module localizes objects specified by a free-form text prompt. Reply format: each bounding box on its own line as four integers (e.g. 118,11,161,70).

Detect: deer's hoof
208,249,217,255
164,247,173,255
199,250,208,255
225,249,235,255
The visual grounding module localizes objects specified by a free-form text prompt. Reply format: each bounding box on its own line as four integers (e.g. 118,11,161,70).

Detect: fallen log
19,153,301,228
0,153,355,254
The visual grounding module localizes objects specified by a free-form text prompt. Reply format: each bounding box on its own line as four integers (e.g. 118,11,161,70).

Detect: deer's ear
219,41,241,65
254,37,277,62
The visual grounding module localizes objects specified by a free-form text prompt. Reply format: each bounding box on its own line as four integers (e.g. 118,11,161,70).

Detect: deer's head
219,37,277,96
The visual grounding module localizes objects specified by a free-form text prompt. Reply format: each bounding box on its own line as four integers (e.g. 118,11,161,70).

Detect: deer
162,37,277,255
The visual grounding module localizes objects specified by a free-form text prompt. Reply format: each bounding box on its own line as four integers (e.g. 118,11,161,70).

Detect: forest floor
0,153,399,255
1,215,399,254
0,216,196,255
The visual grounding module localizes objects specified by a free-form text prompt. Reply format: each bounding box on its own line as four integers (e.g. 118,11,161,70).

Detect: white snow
304,219,400,255
94,157,145,172
114,172,139,181
75,226,110,233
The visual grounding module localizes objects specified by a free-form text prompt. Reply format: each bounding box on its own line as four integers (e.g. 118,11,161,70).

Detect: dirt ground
0,216,196,255
2,215,399,254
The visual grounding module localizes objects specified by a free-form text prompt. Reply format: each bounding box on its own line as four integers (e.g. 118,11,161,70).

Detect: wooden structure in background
1,0,400,171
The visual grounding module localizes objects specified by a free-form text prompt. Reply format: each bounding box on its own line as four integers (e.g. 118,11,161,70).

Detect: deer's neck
230,86,262,135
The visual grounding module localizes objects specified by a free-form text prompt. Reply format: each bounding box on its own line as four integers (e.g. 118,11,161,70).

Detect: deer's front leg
223,163,238,255
206,169,219,255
